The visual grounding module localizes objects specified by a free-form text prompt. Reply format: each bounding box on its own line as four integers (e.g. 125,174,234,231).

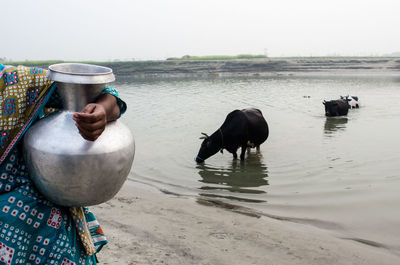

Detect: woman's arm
72,93,120,141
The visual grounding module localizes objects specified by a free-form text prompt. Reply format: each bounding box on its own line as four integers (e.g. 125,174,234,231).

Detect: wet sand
93,185,400,265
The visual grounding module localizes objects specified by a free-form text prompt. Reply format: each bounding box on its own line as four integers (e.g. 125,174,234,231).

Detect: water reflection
196,152,269,203
324,117,348,136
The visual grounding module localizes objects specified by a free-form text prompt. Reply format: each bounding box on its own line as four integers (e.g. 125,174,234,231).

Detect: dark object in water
195,108,269,163
323,99,349,117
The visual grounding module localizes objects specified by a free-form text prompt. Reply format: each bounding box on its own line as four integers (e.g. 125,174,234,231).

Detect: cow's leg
233,152,238,159
256,145,260,152
240,144,247,160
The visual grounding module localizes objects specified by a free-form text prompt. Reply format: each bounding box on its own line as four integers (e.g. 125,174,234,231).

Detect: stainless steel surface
24,113,135,206
23,63,134,206
47,63,115,84
56,82,105,111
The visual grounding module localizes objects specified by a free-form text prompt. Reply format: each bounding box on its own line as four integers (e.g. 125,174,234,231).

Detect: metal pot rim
47,63,115,84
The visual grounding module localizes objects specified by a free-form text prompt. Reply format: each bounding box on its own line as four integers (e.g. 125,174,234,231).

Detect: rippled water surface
116,74,400,253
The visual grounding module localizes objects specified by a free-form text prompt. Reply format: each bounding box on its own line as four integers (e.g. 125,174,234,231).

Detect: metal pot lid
47,63,115,84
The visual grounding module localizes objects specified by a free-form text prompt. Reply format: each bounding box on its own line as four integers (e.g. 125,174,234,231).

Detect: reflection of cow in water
324,117,348,135
197,152,269,199
195,108,269,163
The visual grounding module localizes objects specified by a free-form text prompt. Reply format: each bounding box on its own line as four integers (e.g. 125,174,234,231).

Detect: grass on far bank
166,54,268,60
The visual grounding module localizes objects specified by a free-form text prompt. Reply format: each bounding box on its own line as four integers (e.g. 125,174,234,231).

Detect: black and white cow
323,99,349,117
195,108,269,163
340,95,360,109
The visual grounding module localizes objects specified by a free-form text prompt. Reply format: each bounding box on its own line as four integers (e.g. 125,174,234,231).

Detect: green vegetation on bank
167,54,268,60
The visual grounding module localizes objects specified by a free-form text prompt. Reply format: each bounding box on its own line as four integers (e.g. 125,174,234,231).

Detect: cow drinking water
195,108,269,163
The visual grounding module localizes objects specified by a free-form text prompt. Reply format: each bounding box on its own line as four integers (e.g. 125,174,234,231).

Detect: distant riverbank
4,57,400,78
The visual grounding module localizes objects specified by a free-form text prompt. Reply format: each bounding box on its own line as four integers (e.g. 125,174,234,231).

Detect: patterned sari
0,64,125,265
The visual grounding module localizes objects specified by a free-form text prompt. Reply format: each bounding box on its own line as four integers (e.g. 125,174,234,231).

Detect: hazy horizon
2,0,400,61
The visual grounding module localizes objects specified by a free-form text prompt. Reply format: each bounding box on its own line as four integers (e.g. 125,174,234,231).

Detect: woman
0,63,126,264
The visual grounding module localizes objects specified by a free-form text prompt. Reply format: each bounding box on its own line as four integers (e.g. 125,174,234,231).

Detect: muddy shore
92,185,400,265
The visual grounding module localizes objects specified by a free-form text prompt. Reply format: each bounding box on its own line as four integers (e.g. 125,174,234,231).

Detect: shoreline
7,57,400,78
92,184,400,265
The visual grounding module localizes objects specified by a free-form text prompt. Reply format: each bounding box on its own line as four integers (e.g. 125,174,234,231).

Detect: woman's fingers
75,119,105,132
73,103,107,141
76,124,104,141
73,104,105,123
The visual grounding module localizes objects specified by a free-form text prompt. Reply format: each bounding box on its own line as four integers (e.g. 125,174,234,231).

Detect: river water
116,74,400,253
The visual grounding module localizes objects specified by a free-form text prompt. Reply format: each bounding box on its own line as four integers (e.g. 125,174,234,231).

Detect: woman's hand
73,103,107,141
73,93,120,141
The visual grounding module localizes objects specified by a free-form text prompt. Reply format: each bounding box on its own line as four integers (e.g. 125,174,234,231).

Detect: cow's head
195,132,221,163
348,96,360,108
340,95,360,109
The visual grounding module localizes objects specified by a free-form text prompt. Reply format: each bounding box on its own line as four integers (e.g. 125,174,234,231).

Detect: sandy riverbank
92,185,400,265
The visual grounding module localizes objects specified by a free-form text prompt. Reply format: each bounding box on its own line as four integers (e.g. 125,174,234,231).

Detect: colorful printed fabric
0,148,97,265
84,209,107,252
0,65,55,165
69,208,96,256
0,64,125,264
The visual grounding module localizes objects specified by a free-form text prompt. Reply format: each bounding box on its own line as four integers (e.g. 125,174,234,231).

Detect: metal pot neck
56,82,105,112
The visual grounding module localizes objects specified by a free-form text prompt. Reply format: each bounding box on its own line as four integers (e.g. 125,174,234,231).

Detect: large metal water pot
23,63,135,206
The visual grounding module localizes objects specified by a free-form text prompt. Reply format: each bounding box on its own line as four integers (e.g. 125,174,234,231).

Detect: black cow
323,99,349,117
195,108,269,163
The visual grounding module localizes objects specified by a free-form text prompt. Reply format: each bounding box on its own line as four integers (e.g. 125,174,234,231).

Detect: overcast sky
2,0,400,61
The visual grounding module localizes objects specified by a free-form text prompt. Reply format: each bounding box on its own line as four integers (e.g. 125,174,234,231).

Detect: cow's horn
199,132,209,139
